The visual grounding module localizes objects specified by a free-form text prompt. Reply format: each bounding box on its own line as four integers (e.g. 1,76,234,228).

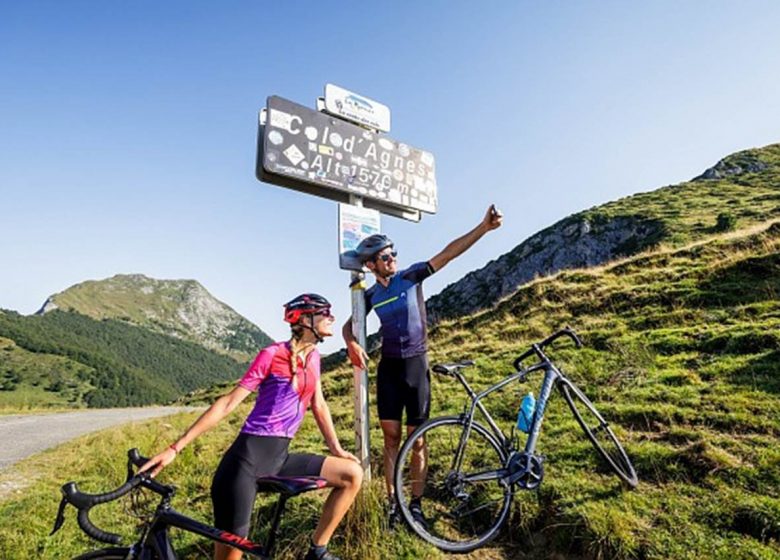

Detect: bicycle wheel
394,415,512,553
558,380,638,488
73,548,132,559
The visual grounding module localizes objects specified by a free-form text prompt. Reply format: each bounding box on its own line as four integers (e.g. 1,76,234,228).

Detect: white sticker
283,144,305,166
329,132,343,148
268,130,284,146
335,152,343,161
393,169,404,181
305,126,318,141
267,152,278,162
362,130,374,140
308,142,318,151
421,151,434,166
300,161,309,170
399,143,410,157
378,138,394,151
269,109,294,130
318,145,334,156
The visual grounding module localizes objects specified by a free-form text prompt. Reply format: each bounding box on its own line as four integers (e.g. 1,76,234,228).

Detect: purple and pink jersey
238,341,320,439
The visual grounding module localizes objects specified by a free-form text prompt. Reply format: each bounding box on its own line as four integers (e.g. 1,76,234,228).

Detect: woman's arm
311,380,358,463
139,385,252,477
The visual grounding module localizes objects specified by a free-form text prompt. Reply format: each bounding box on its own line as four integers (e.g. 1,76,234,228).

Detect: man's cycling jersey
238,341,320,438
365,261,435,359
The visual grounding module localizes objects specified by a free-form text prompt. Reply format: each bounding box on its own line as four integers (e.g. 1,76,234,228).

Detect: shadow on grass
729,350,780,394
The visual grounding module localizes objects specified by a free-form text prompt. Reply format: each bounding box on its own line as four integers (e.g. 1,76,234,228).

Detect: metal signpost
256,85,438,480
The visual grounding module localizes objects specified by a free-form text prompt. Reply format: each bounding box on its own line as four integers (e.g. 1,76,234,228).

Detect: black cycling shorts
376,354,430,426
211,433,325,537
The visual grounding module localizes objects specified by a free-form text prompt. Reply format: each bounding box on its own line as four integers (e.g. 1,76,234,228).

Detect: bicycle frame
450,349,566,477
131,504,269,559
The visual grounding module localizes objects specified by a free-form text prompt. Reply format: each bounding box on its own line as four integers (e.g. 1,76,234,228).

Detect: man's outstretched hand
482,204,503,231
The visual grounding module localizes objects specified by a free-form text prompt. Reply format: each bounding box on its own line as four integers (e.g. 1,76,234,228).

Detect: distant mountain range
0,275,273,409
37,274,273,361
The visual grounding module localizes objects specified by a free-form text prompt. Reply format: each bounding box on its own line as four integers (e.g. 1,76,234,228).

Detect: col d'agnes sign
259,96,437,217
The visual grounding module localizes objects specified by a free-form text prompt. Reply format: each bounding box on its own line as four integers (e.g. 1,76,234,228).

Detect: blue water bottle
516,392,536,433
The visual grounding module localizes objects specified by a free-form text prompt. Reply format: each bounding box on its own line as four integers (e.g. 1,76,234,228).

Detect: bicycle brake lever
50,496,68,536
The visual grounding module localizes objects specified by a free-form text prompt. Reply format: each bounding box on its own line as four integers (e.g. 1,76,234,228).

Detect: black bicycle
51,449,328,559
393,327,638,553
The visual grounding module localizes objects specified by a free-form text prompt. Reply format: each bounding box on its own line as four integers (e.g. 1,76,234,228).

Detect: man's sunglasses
313,308,333,318
375,250,398,263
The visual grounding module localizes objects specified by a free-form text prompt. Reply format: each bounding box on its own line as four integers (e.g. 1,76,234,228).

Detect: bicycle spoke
394,417,512,553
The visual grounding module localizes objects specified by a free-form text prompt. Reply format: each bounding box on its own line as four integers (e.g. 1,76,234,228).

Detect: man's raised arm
429,204,503,272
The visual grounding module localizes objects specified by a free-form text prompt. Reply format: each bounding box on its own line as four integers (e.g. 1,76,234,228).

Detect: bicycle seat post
262,494,289,557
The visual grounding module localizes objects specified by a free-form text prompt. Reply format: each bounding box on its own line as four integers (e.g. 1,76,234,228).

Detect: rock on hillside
426,143,780,323
37,274,273,360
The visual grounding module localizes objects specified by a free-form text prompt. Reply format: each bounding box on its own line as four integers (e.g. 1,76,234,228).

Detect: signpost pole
349,195,371,481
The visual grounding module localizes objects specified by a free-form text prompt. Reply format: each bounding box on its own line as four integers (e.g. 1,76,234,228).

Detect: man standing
342,204,503,526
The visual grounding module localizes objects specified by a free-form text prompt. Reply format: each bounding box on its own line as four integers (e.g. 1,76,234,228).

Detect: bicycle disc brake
506,451,544,490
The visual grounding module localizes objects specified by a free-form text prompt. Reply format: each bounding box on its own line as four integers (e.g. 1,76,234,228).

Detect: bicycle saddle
432,360,475,376
255,476,327,497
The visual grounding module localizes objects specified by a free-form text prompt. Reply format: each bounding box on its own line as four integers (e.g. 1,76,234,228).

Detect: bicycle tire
558,380,638,488
72,547,132,560
394,415,512,553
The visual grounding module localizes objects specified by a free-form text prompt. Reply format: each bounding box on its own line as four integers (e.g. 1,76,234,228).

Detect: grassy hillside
39,274,273,361
3,220,778,559
0,310,247,409
428,143,780,322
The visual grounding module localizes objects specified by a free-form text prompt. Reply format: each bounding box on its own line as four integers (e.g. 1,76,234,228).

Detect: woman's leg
311,456,364,545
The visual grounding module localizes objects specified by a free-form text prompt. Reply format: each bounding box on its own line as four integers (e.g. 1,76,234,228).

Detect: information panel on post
338,203,380,271
258,95,438,221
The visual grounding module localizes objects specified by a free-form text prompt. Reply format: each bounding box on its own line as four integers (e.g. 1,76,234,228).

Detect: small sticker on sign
270,109,295,131
268,130,284,146
329,132,343,148
305,126,318,141
318,145,334,156
378,138,394,151
283,144,305,166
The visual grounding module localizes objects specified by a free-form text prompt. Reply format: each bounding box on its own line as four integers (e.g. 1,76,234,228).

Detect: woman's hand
332,445,360,465
138,447,177,478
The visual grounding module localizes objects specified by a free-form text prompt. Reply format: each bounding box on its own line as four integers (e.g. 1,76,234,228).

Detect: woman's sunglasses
314,308,333,318
375,250,398,263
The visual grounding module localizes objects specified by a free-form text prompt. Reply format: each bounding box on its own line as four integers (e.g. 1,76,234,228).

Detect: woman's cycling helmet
283,293,331,324
354,234,394,263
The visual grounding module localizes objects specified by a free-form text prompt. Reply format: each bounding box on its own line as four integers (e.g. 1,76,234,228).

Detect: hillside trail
0,406,199,500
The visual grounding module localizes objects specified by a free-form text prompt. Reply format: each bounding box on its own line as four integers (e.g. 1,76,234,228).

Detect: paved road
0,407,197,471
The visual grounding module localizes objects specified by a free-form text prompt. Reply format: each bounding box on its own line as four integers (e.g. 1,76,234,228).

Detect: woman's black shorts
211,433,325,537
376,354,430,426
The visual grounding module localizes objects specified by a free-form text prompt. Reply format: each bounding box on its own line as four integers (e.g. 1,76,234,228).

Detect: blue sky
2,1,779,353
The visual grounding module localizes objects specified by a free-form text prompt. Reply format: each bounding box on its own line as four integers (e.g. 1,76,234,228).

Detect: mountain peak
37,274,273,360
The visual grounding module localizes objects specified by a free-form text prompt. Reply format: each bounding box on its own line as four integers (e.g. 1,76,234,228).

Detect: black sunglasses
375,250,398,263
313,308,333,318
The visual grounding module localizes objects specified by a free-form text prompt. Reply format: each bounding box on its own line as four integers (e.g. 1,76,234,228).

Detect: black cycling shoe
303,545,341,560
387,499,400,529
409,497,429,530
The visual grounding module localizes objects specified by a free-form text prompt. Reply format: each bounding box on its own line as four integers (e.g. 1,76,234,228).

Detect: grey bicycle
393,327,638,553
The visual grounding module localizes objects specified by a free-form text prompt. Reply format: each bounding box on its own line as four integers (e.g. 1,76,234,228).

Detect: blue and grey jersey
365,261,435,359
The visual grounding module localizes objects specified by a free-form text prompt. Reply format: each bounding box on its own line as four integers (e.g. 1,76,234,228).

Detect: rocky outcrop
425,214,666,323
693,151,769,181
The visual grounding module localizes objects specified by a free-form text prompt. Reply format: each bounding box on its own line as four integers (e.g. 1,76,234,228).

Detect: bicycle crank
505,451,544,490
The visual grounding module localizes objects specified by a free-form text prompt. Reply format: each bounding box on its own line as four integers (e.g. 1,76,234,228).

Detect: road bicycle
393,327,638,553
51,449,328,559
